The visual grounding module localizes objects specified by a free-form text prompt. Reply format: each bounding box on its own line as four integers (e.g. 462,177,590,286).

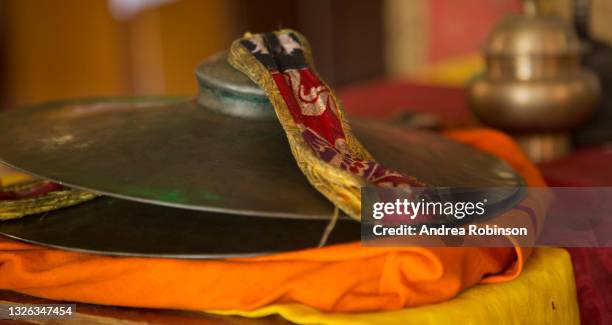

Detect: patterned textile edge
0,180,98,221
228,30,424,220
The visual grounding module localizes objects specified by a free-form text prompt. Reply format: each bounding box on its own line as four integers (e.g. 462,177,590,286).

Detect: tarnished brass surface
0,97,523,219
467,5,600,162
468,73,599,132
0,53,524,220
515,134,571,163
0,53,526,256
195,53,275,120
0,196,361,258
482,13,580,58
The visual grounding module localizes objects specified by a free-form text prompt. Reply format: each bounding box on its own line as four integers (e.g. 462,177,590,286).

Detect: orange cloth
0,128,544,313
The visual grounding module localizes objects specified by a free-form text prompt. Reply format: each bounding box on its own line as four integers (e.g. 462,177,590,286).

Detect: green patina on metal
200,80,271,106
123,186,223,204
123,187,190,204
200,190,223,202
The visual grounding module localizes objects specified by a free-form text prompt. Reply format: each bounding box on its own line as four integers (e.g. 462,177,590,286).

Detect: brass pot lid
0,54,524,220
483,12,581,57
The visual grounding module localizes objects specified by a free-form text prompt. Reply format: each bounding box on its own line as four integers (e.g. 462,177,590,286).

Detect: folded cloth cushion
213,248,579,325
0,128,547,314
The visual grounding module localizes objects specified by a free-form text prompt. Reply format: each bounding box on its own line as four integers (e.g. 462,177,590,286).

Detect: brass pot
467,7,600,162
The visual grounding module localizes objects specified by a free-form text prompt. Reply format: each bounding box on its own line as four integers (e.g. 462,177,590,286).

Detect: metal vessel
467,1,600,162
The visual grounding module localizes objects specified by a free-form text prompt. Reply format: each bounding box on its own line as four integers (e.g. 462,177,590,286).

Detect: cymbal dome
195,52,275,119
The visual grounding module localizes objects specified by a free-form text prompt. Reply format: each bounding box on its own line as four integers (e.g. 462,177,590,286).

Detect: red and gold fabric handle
229,30,423,220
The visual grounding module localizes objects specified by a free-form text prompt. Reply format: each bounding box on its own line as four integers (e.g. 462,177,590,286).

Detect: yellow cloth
212,248,579,324
411,53,483,87
0,171,33,187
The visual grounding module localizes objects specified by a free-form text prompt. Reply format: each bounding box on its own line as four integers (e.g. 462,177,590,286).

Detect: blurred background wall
0,0,610,108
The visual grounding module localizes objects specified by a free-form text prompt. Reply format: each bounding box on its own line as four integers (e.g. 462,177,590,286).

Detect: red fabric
539,147,612,186
272,69,422,187
339,80,612,325
241,31,423,188
539,148,612,325
566,247,612,325
539,149,612,325
0,181,63,201
339,79,472,123
273,69,344,146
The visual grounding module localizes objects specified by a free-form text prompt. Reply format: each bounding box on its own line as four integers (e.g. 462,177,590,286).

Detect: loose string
318,206,339,247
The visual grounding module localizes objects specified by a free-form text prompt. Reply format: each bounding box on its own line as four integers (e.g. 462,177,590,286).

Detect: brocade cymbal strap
228,29,424,220
0,180,97,220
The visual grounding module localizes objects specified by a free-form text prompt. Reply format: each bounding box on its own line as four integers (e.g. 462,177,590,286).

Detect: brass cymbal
0,196,362,258
0,54,524,220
